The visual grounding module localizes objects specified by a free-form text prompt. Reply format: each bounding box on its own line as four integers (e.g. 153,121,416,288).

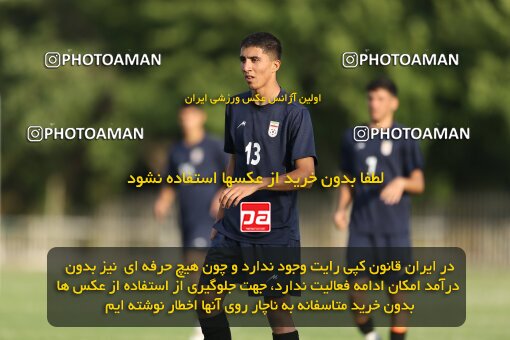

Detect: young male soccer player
334,78,425,340
154,104,227,340
196,32,317,340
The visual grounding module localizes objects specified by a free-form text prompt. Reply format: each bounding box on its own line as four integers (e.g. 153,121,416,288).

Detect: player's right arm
334,179,353,231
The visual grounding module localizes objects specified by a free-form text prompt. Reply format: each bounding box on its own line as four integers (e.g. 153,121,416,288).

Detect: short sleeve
403,139,424,176
288,107,318,166
224,105,235,154
339,131,354,175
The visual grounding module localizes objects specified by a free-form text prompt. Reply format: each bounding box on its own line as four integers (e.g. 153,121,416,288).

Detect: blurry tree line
1,0,509,214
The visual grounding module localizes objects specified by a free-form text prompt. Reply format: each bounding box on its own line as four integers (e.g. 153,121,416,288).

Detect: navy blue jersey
214,89,318,244
167,134,228,245
340,122,424,234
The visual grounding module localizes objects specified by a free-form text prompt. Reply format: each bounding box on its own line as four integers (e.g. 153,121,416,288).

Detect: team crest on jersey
381,140,393,156
268,121,279,138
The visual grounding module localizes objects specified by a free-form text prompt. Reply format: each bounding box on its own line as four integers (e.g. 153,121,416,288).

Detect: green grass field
0,268,508,339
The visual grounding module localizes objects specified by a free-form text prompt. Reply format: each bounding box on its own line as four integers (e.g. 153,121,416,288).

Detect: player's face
367,88,398,123
240,46,280,90
179,107,205,133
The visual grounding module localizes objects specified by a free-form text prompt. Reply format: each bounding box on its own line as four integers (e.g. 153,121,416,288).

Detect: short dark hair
366,77,398,97
240,32,282,60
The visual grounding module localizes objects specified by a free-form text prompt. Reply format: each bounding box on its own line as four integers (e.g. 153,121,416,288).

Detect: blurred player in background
154,103,227,340
196,32,317,340
334,78,425,340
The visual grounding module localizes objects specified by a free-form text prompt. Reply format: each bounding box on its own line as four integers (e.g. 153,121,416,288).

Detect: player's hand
219,183,261,209
333,209,348,231
380,177,406,205
210,227,218,240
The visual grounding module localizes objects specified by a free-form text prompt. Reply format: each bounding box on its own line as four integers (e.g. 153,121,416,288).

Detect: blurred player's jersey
214,89,318,244
167,134,228,247
340,122,424,234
